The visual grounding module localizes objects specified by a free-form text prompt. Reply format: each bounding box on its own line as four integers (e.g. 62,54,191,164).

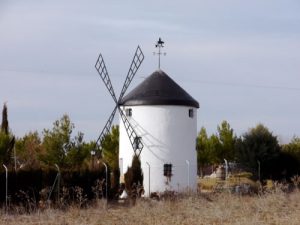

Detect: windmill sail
94,46,144,157
118,46,144,102
95,54,118,103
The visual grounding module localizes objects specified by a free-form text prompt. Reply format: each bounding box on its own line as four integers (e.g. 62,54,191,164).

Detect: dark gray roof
119,70,199,108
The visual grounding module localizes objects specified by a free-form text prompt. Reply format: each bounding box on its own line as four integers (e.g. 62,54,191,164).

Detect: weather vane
153,37,166,69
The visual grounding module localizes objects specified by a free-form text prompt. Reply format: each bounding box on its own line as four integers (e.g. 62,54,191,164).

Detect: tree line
0,103,122,203
1,103,300,181
0,104,118,173
197,121,300,180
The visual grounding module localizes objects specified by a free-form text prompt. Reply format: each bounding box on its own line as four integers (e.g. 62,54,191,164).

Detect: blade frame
118,45,144,102
95,46,145,157
118,107,143,157
95,53,118,103
95,106,118,152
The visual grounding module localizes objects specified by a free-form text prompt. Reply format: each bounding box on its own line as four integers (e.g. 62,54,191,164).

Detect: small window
163,163,173,177
189,109,194,118
126,108,132,117
133,136,142,150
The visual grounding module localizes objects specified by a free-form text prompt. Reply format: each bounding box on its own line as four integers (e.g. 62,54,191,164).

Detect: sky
0,0,300,143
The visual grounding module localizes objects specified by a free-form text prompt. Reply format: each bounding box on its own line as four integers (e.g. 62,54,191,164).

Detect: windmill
94,46,144,157
95,39,199,197
118,39,199,196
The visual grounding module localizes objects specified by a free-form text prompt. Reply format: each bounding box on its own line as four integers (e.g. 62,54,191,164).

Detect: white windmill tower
95,39,199,197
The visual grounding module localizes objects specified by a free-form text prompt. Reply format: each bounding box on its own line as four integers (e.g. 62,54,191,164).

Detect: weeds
291,175,300,189
1,179,300,224
91,179,105,199
14,189,37,213
2,189,299,225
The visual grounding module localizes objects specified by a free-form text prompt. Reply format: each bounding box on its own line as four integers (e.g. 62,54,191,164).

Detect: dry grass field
1,187,300,225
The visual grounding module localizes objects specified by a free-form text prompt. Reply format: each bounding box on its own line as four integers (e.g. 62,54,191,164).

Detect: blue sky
1,0,300,143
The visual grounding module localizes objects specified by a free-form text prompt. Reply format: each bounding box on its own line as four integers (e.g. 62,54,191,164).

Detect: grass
1,188,300,225
199,172,258,192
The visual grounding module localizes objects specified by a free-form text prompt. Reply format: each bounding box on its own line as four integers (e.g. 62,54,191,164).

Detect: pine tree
124,155,144,197
1,103,9,134
0,103,14,167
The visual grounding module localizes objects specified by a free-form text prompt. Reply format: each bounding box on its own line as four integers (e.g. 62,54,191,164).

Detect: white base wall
119,105,197,196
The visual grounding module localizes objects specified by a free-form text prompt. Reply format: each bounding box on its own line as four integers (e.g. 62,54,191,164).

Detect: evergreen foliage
41,114,74,167
0,131,12,167
196,121,236,175
40,115,91,170
65,132,91,170
1,103,9,134
0,103,15,168
101,125,120,196
197,127,213,176
1,99,300,196
282,136,300,163
15,131,43,170
217,120,236,161
235,124,281,179
124,155,143,195
101,126,119,171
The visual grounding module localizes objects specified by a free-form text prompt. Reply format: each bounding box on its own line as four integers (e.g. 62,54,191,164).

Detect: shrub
124,155,144,197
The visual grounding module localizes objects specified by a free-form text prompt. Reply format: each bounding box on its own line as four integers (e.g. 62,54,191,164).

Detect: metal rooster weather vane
153,37,166,69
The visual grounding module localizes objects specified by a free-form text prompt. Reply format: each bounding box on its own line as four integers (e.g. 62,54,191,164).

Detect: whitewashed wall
119,105,197,196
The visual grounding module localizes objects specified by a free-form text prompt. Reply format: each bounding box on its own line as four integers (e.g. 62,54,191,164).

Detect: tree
124,155,143,196
15,131,44,169
65,132,91,170
217,120,236,161
101,125,119,194
101,125,119,170
208,134,222,164
279,136,300,178
1,103,9,134
196,127,210,176
196,121,236,174
41,114,93,170
0,131,13,167
0,103,14,168
196,127,219,176
282,136,300,163
41,114,75,168
235,124,281,179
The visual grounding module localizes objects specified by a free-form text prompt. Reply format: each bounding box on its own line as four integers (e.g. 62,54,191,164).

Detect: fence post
55,164,60,203
185,160,190,190
101,162,108,206
146,162,150,197
3,164,8,211
224,159,228,180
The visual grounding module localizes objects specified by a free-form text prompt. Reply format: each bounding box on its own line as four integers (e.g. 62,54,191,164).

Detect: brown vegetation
1,187,300,225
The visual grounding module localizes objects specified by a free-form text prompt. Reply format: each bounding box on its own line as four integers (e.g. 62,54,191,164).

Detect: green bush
124,155,143,197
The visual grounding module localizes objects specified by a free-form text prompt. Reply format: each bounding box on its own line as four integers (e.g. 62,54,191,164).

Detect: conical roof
119,70,199,108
